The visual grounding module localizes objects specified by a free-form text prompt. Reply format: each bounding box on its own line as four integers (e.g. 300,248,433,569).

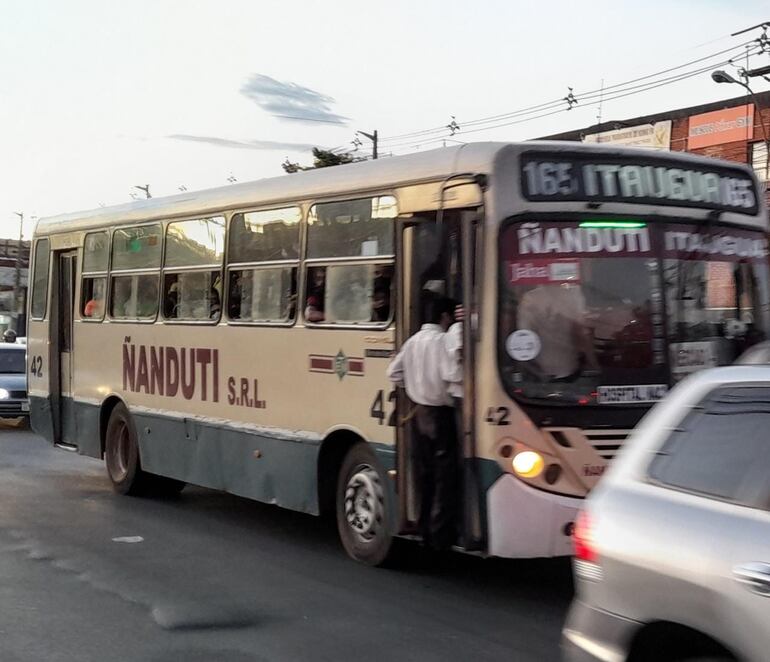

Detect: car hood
0,374,27,392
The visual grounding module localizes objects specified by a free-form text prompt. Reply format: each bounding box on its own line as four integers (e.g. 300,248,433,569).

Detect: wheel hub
344,464,384,542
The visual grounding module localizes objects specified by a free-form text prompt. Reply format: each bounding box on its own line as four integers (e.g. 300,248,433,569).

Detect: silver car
0,343,29,419
563,366,770,662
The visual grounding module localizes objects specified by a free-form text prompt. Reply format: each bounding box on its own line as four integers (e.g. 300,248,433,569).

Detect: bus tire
105,403,152,496
336,443,393,566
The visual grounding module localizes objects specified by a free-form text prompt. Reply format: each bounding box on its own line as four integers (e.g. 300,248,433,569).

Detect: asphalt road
0,426,573,662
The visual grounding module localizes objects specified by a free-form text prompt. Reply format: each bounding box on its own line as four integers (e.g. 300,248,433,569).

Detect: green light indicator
579,221,647,228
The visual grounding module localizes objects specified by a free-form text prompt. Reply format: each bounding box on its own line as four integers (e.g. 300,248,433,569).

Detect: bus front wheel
336,443,394,566
105,403,153,496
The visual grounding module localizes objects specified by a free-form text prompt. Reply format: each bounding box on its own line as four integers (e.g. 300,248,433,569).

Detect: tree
282,148,361,174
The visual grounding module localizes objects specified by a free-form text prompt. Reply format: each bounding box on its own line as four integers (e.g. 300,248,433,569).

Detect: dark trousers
412,404,459,550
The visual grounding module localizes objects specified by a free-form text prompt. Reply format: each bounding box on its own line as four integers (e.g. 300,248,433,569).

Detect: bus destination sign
521,152,758,214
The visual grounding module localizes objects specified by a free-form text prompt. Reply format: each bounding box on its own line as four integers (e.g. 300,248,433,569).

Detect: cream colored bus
28,142,768,564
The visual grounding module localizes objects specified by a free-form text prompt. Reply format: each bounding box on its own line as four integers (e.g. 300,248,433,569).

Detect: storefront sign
688,104,754,149
583,121,671,150
520,152,758,214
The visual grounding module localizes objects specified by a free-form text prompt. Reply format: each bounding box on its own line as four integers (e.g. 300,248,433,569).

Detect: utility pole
12,212,23,331
356,130,378,159
133,184,151,199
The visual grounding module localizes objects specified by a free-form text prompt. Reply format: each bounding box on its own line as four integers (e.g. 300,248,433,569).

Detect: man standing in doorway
387,296,459,551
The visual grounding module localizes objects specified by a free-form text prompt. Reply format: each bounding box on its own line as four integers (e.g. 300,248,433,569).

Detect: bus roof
34,141,763,236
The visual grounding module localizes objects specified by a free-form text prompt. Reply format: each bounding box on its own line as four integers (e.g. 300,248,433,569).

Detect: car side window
648,386,770,509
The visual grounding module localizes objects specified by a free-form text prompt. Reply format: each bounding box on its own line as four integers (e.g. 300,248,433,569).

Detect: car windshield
498,220,769,406
0,348,26,374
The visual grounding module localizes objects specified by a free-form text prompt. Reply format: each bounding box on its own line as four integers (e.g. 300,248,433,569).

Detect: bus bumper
486,474,581,558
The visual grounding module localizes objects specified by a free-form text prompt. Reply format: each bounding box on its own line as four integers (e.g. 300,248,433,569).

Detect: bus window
162,217,225,323
304,263,392,325
307,196,396,259
165,217,225,267
83,231,109,272
228,207,300,263
112,224,162,270
226,207,300,325
110,274,159,320
163,271,221,320
81,231,109,321
81,277,106,320
228,266,296,323
30,238,51,320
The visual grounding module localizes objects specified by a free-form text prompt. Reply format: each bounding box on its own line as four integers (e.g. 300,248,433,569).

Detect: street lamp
12,212,23,332
711,69,770,179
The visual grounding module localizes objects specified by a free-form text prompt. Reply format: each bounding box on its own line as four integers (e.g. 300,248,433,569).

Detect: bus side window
305,263,392,325
81,231,109,321
228,266,296,323
163,271,221,320
304,195,396,326
162,217,225,323
110,274,159,320
109,224,162,322
225,207,300,325
81,277,106,320
30,238,51,320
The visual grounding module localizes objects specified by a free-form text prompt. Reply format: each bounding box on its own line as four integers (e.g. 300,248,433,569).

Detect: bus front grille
583,429,632,461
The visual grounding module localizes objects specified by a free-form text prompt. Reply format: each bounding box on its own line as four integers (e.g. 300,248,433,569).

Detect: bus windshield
498,220,770,406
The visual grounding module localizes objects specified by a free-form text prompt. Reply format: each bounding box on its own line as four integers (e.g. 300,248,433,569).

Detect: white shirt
387,324,454,407
443,322,463,399
518,284,586,379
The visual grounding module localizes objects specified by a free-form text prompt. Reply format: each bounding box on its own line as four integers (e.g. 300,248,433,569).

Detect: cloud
168,134,319,152
240,74,349,125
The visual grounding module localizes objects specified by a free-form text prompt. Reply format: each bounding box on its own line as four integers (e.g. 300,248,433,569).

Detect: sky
1,0,768,239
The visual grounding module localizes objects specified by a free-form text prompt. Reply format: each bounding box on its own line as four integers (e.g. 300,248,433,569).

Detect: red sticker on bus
506,258,581,285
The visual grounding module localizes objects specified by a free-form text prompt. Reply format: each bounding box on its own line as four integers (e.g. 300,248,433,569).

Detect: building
0,238,30,335
540,90,770,204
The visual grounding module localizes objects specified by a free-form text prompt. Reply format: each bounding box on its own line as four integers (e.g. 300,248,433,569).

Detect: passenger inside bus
371,265,393,322
165,281,179,318
305,267,326,322
371,287,390,322
135,278,158,318
84,296,104,318
518,283,599,381
209,286,221,319
227,271,242,318
83,278,106,318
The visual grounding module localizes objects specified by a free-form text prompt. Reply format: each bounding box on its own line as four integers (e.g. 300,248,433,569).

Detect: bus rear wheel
336,443,394,566
105,403,154,496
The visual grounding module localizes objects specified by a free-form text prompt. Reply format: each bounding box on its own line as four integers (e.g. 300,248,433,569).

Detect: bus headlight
512,450,545,478
0,388,9,400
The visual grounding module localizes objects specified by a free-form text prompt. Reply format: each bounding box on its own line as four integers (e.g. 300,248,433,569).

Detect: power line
327,35,765,157
385,47,765,154
377,38,759,146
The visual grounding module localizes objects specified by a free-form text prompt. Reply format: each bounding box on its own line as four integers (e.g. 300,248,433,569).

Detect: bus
27,142,768,564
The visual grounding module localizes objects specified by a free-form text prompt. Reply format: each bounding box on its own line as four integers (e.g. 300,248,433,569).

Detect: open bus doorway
395,207,483,550
49,250,78,447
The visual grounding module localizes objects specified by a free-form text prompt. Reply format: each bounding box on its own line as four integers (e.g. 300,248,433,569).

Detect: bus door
394,205,483,548
50,250,78,446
